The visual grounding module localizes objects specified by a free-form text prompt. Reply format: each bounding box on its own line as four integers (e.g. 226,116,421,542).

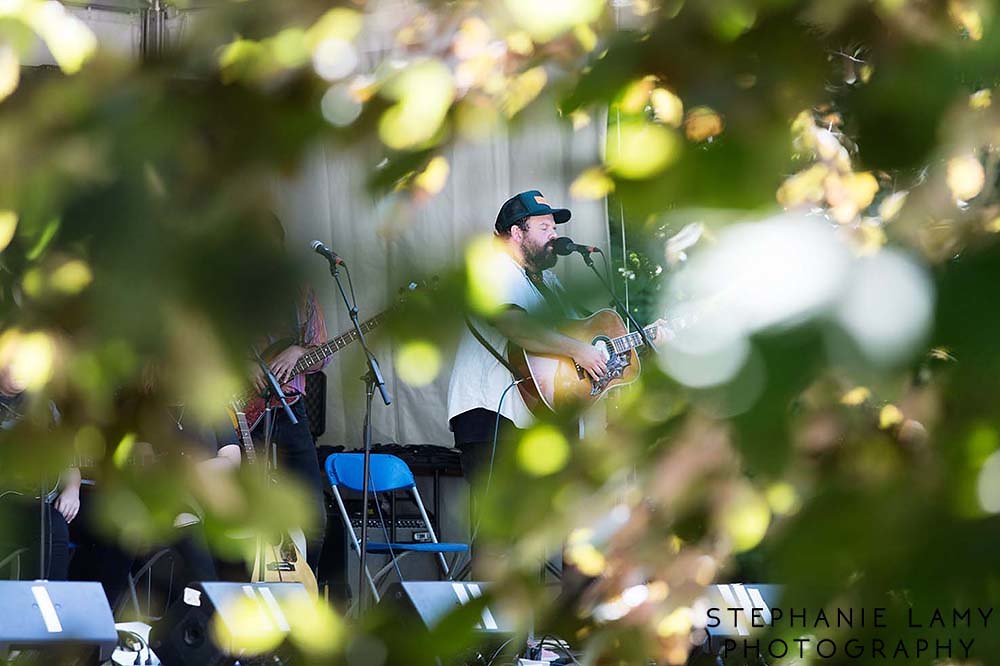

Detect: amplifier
349,517,433,543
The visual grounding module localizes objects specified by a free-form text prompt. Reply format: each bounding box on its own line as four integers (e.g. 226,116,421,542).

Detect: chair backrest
326,453,415,493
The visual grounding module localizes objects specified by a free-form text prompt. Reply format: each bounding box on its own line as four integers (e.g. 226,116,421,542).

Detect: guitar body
240,393,301,433
251,532,319,598
509,309,642,415
231,409,318,598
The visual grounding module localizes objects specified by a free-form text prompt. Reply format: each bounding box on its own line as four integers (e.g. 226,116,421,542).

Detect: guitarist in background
447,190,608,482
249,215,330,574
0,358,79,581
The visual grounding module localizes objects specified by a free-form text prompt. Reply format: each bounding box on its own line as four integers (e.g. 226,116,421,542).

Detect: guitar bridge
589,351,630,396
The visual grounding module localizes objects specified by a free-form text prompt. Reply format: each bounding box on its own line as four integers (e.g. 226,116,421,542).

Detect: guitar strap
463,315,525,380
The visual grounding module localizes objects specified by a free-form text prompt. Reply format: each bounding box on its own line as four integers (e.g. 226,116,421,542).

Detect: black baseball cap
494,190,571,234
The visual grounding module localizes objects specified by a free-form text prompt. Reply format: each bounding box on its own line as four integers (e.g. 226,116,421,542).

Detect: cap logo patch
534,195,548,205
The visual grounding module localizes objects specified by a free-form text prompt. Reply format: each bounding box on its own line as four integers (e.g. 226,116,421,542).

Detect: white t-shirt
447,252,571,429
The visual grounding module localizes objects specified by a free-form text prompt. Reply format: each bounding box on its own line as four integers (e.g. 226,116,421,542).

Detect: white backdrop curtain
273,108,609,447
20,3,611,448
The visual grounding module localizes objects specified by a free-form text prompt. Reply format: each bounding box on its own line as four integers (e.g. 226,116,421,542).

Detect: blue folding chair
325,453,468,603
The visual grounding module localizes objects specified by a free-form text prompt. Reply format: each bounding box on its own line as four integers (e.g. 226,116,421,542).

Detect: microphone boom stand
255,356,298,582
323,258,392,616
579,249,657,353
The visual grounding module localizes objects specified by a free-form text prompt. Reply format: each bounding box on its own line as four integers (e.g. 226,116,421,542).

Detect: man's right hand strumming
571,342,607,381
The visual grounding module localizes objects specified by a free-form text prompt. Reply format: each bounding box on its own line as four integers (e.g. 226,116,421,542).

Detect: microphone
311,240,344,266
551,237,600,256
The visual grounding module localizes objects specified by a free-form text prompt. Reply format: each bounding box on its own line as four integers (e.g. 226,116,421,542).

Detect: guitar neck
290,312,384,375
234,411,257,464
611,324,658,354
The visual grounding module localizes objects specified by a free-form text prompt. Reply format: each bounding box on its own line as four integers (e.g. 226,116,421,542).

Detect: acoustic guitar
507,308,668,415
230,408,319,597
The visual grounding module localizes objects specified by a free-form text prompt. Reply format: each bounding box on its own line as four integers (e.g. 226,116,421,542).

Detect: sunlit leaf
218,38,264,83
112,432,137,469
379,60,455,150
570,166,614,199
570,109,591,130
605,119,680,179
26,1,97,74
506,0,604,42
856,223,887,256
501,66,547,118
574,24,598,51
969,89,992,109
25,217,60,261
949,0,984,40
766,482,800,515
0,210,17,252
947,155,985,201
0,329,56,391
506,30,534,56
656,607,693,638
619,75,656,114
211,596,285,656
395,339,442,386
285,595,345,657
456,99,500,139
776,164,828,207
454,17,492,60
270,28,309,68
841,386,872,406
878,191,908,221
879,403,904,429
0,45,18,103
466,236,511,314
517,424,569,476
412,156,450,197
50,259,93,294
684,106,724,142
565,532,606,576
828,171,879,223
720,484,770,552
651,87,683,127
74,425,106,463
306,7,363,49
930,347,956,361
712,4,756,41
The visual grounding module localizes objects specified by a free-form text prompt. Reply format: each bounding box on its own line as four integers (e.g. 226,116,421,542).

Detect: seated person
0,362,80,581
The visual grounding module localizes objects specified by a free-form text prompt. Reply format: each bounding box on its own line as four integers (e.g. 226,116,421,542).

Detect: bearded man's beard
522,239,557,272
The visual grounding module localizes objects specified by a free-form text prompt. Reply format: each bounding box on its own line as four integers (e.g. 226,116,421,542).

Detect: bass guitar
231,281,425,431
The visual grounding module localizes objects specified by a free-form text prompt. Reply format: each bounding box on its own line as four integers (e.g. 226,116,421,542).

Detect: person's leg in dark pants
68,492,134,607
0,499,70,581
256,400,326,573
42,503,70,580
172,525,218,584
452,409,519,579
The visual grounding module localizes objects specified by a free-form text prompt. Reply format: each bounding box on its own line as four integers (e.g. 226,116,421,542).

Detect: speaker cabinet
379,581,515,635
149,582,310,666
0,581,118,661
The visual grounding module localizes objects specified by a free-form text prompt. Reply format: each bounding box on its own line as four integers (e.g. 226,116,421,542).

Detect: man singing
447,190,607,482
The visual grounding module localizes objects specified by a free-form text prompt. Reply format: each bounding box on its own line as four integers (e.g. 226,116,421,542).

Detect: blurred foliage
4,0,1000,664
